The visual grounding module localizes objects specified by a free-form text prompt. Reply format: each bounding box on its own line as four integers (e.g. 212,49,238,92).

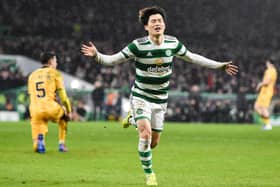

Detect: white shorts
130,96,167,132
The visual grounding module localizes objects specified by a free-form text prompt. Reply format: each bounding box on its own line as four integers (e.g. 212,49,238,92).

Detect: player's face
144,14,165,37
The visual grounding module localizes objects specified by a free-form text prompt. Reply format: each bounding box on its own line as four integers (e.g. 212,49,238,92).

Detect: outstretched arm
81,42,130,65
178,51,238,76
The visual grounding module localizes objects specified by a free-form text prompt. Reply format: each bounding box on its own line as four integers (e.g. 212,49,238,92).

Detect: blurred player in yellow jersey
28,52,72,153
254,59,278,130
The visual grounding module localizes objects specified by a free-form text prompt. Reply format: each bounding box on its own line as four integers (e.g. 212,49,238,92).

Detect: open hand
81,42,97,57
224,62,238,76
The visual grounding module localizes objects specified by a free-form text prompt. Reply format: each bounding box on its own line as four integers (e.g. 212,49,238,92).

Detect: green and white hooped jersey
121,35,187,104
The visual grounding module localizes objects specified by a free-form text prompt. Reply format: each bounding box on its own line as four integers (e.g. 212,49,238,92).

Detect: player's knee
254,106,263,116
139,128,152,139
263,110,270,118
142,131,152,139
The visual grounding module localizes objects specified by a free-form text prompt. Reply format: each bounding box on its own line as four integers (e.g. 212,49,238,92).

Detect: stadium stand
0,0,279,122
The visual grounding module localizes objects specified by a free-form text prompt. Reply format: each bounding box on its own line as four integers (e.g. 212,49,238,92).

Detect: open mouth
154,26,161,32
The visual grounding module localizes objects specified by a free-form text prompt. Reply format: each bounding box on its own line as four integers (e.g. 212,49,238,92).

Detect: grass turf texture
0,121,280,187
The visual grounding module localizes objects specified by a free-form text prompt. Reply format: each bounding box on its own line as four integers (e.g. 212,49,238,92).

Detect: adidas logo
146,52,152,56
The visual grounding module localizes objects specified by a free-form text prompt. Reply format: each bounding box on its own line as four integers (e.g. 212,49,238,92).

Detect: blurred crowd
0,0,280,122
0,62,25,90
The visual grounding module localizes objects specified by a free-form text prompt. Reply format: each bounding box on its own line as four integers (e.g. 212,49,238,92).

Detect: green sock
138,138,153,174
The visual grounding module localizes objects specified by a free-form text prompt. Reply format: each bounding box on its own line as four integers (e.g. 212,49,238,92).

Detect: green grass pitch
1,121,280,187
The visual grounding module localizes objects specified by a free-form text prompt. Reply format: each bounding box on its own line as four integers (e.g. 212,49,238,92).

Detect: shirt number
36,82,46,98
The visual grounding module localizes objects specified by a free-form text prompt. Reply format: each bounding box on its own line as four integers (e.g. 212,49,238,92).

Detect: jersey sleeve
54,70,72,113
95,40,137,65
174,41,188,57
27,73,35,96
58,89,72,113
121,41,137,59
55,70,64,90
27,75,32,95
175,39,228,69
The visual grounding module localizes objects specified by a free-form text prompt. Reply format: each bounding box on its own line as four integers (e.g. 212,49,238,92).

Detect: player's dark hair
139,6,166,25
40,51,56,64
268,58,274,64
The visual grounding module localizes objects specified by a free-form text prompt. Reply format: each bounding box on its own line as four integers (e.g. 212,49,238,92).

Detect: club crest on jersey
136,108,143,115
155,58,164,65
46,74,51,80
165,49,172,56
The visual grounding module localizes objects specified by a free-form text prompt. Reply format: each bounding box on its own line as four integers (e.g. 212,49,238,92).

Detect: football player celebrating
81,6,238,186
